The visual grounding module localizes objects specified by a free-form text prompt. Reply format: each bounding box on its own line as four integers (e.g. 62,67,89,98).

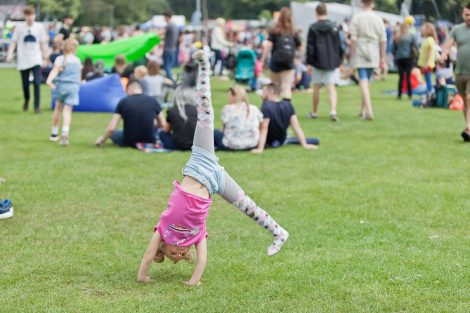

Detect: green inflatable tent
76,33,160,68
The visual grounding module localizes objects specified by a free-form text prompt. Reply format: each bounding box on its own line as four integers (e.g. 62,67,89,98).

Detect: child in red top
137,51,289,286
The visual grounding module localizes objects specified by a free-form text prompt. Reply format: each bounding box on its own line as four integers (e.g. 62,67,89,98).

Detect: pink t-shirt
155,181,212,247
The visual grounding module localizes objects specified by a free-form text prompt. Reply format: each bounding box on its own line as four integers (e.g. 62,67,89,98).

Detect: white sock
61,127,69,135
51,127,59,136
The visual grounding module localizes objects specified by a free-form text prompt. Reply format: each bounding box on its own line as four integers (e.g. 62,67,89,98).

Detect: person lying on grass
137,50,289,286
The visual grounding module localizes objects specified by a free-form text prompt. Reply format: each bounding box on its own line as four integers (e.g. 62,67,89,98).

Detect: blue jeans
424,71,434,93
270,137,320,148
111,129,159,147
296,72,312,90
159,131,185,151
212,49,223,75
111,130,125,146
163,50,175,81
357,68,373,81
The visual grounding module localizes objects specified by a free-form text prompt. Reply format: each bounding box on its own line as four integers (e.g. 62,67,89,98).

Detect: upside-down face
160,243,190,262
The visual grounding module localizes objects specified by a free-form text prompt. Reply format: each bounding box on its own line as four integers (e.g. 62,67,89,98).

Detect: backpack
271,34,296,70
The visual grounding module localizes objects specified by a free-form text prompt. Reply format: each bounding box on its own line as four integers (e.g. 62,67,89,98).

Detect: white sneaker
307,112,319,119
49,134,59,142
192,50,209,63
0,200,13,220
267,229,289,256
59,134,69,146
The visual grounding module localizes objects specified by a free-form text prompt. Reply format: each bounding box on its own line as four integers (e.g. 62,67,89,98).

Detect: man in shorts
306,3,343,121
441,3,470,142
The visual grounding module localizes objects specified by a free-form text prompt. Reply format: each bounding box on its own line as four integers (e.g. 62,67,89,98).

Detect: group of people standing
261,0,386,123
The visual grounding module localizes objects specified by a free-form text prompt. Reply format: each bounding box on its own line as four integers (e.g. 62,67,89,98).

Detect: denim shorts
357,68,373,81
182,146,225,195
55,83,80,106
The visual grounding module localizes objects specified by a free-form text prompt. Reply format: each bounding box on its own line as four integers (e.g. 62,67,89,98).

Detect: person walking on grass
392,22,418,100
211,18,234,76
306,2,343,122
261,7,301,101
137,50,289,286
349,0,387,120
418,22,438,104
162,11,179,82
6,6,48,114
46,38,81,146
441,3,470,142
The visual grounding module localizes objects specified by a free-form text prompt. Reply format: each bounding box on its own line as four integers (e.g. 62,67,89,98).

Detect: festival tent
76,33,160,68
51,74,125,113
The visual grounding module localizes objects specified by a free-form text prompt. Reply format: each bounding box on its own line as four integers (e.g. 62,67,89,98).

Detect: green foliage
1,68,470,312
29,0,470,24
29,0,81,20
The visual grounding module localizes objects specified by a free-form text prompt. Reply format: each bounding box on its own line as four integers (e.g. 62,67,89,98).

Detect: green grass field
0,68,469,312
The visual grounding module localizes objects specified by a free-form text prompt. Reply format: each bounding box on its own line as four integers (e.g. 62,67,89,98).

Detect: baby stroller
234,49,256,84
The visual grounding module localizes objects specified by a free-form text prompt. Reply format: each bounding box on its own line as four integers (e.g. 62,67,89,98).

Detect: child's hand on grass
95,136,104,146
184,280,201,287
250,148,264,154
303,144,318,150
137,275,152,283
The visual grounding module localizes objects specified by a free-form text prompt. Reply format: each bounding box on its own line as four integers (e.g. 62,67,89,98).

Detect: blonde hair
63,38,79,54
134,65,148,79
229,85,250,117
421,22,437,41
394,23,409,43
155,242,195,264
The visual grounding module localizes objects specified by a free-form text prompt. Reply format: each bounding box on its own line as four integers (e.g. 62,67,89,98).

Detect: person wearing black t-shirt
159,87,197,150
95,80,167,148
58,16,74,40
251,83,319,153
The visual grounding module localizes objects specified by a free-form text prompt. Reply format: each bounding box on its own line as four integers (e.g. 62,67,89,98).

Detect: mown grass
0,68,469,312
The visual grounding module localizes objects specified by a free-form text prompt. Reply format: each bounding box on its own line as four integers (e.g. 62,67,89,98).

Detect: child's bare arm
46,66,60,89
137,231,161,283
290,115,318,150
185,238,207,286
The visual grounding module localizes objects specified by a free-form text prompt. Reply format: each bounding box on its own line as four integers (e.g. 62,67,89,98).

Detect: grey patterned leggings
191,51,282,238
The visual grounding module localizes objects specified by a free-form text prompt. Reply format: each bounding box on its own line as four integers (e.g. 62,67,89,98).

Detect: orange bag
449,94,464,111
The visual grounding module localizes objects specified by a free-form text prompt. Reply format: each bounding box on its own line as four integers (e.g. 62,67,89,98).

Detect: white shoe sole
0,207,13,219
267,230,289,256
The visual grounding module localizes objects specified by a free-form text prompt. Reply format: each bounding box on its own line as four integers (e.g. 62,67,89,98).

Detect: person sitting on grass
251,83,319,153
143,61,173,101
46,38,81,146
95,80,167,148
111,54,133,79
137,50,289,286
84,60,105,81
132,65,150,96
158,87,198,151
214,85,264,151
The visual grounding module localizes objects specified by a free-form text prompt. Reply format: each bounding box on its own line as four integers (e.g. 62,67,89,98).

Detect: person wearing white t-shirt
6,6,48,113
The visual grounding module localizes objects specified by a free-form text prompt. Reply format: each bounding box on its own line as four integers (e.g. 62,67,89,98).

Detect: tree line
28,0,469,26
